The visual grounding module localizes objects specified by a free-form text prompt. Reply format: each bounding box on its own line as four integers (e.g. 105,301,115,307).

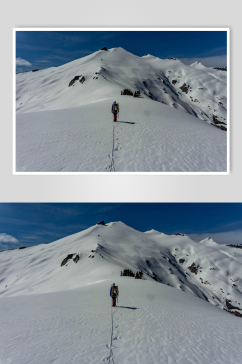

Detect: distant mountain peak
190,60,205,67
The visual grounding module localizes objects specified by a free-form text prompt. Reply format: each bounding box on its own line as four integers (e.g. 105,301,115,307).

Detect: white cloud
179,55,227,68
0,233,18,243
16,57,32,67
188,230,242,245
0,233,19,251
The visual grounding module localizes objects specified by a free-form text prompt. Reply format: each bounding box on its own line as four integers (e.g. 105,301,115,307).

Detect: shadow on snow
117,121,135,125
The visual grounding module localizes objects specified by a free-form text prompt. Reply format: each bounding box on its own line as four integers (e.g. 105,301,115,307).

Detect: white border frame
13,27,230,176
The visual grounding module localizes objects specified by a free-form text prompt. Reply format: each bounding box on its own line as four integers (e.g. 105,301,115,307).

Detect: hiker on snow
110,283,119,307
111,101,119,122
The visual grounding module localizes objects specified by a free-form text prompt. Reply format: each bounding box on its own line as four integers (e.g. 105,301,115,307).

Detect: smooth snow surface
1,222,242,363
16,48,227,172
16,97,226,172
1,279,242,364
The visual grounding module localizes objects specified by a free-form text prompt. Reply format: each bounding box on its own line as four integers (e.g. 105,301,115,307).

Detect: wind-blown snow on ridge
1,221,241,317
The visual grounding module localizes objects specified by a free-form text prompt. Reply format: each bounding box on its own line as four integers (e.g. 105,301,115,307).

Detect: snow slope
16,97,227,172
1,222,241,316
1,279,242,364
16,48,227,128
1,222,242,363
16,47,227,172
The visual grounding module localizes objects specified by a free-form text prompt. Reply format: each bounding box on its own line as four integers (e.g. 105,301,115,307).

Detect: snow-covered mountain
1,221,241,318
16,47,227,129
15,48,227,172
1,222,242,364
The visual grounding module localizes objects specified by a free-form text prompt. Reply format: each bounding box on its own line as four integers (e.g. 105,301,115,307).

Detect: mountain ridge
16,47,227,130
1,221,241,318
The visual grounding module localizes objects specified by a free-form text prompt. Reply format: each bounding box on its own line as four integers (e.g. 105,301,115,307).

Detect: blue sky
16,30,227,72
0,203,241,250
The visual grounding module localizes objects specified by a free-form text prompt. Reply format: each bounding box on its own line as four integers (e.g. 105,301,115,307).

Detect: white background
0,0,240,202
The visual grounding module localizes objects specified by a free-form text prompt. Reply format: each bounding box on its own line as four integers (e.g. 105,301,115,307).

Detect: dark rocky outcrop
172,80,177,85
19,246,26,250
73,254,79,263
187,262,200,275
61,254,74,267
212,114,226,125
199,278,210,285
212,115,227,131
226,244,242,249
69,76,80,87
226,299,242,311
32,69,39,72
213,123,227,131
179,259,185,264
100,47,108,51
97,221,105,225
79,76,85,84
180,83,189,94
232,311,242,318
224,300,242,318
213,67,227,71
